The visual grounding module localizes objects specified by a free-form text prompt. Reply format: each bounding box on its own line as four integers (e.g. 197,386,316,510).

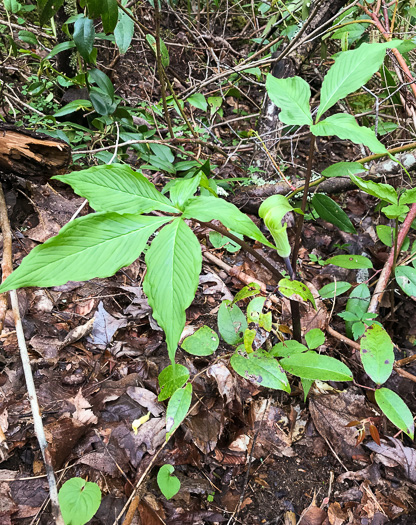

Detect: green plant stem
162,70,198,138
291,134,315,269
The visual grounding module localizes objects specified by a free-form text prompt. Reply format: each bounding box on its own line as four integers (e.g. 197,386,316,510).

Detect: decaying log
0,124,71,177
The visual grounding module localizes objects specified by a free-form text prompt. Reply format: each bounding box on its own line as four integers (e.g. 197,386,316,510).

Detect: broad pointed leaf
360,324,394,385
280,351,353,381
166,383,192,437
375,388,414,439
395,266,416,298
183,196,275,248
317,40,403,119
143,218,202,362
169,174,201,210
73,16,95,61
312,193,356,233
38,0,64,26
114,7,134,54
54,164,178,214
349,174,397,204
230,350,290,392
311,113,388,154
265,75,313,126
87,0,118,33
321,161,365,178
0,214,170,292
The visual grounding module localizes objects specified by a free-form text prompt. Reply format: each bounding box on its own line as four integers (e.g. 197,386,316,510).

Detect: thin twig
0,185,64,524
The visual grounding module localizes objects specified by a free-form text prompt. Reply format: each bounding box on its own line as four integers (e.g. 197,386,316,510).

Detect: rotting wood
0,124,71,177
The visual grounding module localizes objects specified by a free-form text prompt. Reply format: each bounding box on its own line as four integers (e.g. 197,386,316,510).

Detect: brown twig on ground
0,185,64,524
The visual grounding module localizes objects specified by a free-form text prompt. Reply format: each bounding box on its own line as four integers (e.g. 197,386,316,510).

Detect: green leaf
400,187,416,205
247,296,266,323
38,0,64,26
169,174,201,210
114,7,134,54
395,266,416,298
317,40,403,120
345,283,370,339
44,40,77,61
58,478,101,525
321,161,365,178
218,300,248,345
158,364,189,401
186,93,207,111
87,0,118,33
183,196,275,248
312,194,356,233
325,254,373,269
88,68,114,101
53,99,93,117
157,464,181,500
376,225,394,247
301,378,314,401
146,34,170,67
54,164,178,214
73,16,95,62
269,340,307,358
181,326,219,356
305,328,325,350
319,281,351,299
349,175,398,204
0,213,169,293
233,282,261,304
166,383,192,437
89,87,117,116
375,388,414,439
280,351,353,381
259,195,293,257
360,324,394,385
382,203,408,219
230,349,290,392
265,75,313,125
278,279,316,309
143,219,202,363
311,114,388,154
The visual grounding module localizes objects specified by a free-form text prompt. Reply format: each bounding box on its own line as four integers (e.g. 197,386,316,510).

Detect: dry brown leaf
365,437,416,482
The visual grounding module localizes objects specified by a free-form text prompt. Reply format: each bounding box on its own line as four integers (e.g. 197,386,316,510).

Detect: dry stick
368,203,416,313
0,186,64,524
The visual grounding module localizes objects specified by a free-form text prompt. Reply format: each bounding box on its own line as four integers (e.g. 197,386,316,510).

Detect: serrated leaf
311,113,388,154
317,40,403,119
230,350,290,391
158,364,189,401
278,279,316,309
54,164,178,214
265,75,313,125
269,340,307,358
181,326,219,356
319,281,351,299
360,324,394,384
143,219,202,362
375,388,414,439
58,477,101,525
166,383,192,437
114,7,134,54
0,213,169,293
280,351,353,381
395,266,416,298
183,196,275,248
349,174,397,204
305,328,325,350
321,161,365,178
325,254,373,269
218,300,248,345
157,464,181,500
312,194,356,233
73,16,95,62
38,0,64,26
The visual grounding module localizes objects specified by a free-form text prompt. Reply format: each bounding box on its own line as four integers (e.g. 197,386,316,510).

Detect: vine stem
0,185,64,524
368,202,416,313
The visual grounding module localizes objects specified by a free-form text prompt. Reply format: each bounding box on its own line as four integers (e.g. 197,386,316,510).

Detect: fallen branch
0,185,64,524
